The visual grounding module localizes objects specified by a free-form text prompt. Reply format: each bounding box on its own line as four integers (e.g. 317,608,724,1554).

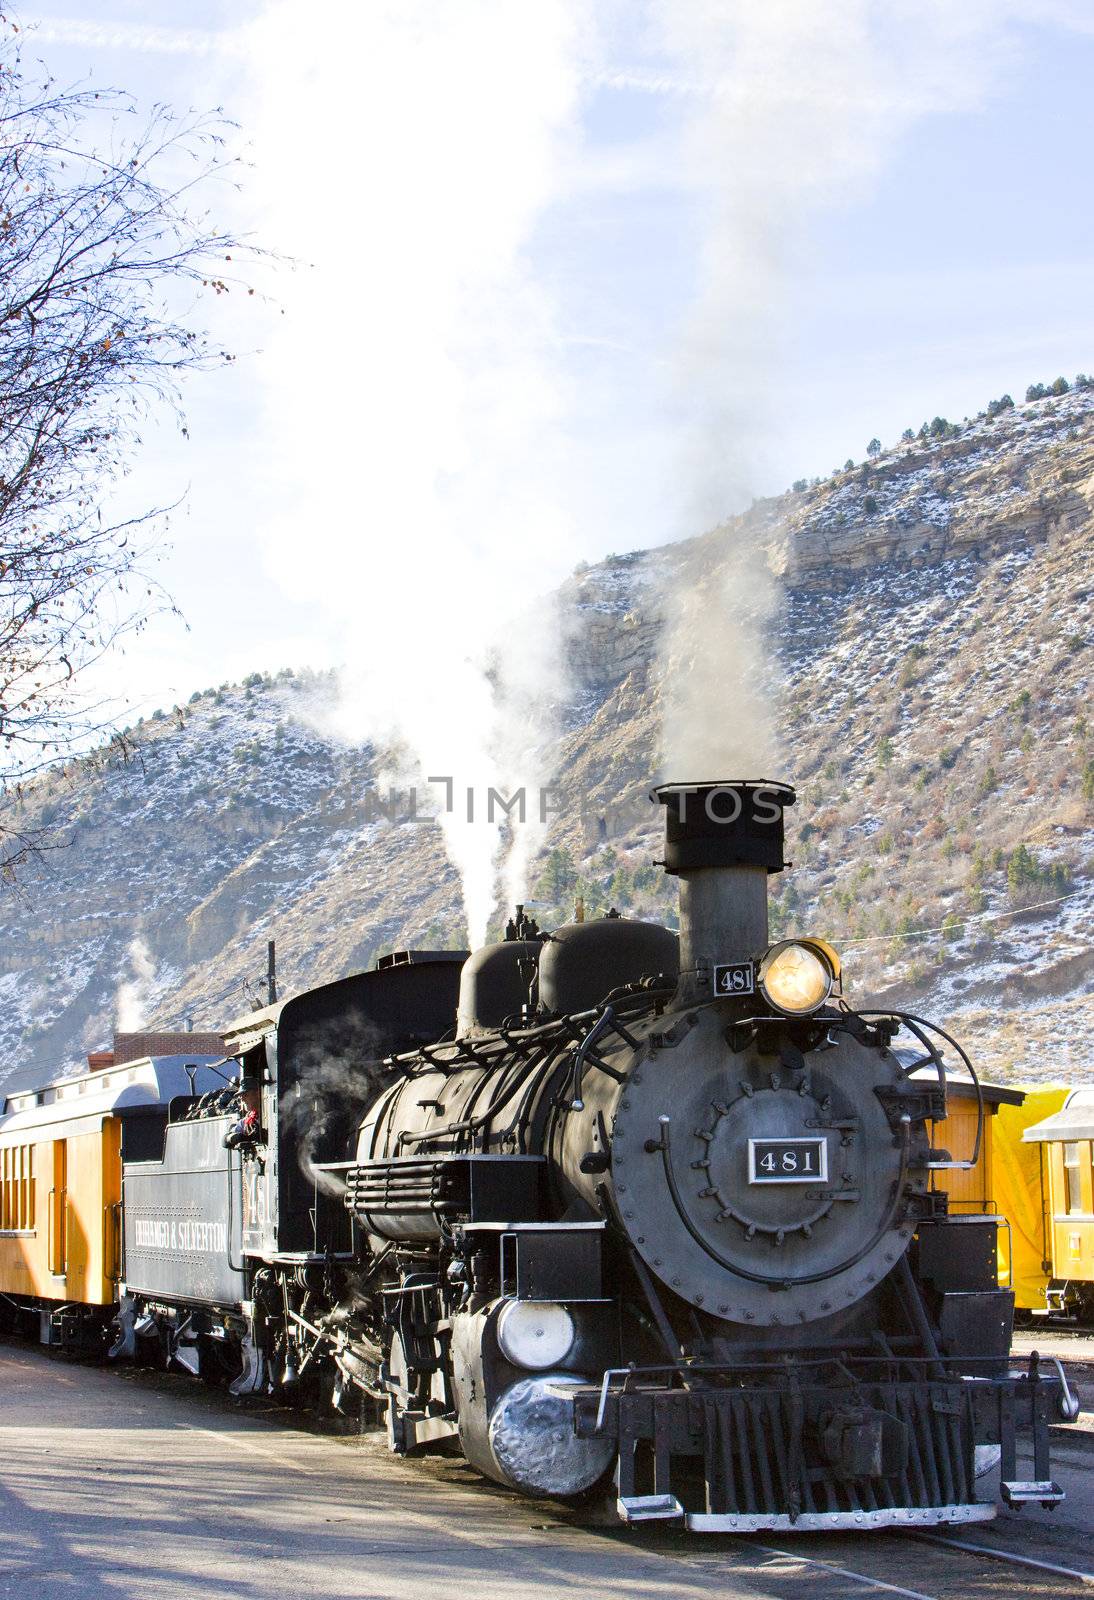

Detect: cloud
31,18,241,56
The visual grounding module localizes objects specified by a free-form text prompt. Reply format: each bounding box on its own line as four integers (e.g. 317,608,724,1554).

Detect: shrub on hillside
535,846,577,901
898,644,926,689
1006,843,1070,902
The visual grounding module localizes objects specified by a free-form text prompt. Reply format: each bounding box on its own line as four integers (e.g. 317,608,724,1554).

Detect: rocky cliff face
2,386,1091,1090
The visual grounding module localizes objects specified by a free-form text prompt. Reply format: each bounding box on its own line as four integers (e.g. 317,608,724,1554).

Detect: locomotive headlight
496,1300,575,1370
759,940,836,1016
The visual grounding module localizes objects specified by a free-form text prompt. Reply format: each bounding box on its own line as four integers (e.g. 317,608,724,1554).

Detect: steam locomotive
0,781,1073,1531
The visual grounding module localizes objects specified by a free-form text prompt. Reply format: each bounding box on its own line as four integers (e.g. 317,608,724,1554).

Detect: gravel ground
3,1342,1094,1599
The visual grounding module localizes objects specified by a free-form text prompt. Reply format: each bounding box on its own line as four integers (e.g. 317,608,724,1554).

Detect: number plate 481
748,1137,828,1184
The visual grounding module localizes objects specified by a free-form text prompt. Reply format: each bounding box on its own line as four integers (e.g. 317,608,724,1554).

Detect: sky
19,1,1094,726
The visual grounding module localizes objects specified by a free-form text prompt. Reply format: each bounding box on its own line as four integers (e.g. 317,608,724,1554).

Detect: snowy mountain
2,381,1091,1090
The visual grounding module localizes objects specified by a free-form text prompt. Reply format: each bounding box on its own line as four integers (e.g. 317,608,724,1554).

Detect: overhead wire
838,887,1085,952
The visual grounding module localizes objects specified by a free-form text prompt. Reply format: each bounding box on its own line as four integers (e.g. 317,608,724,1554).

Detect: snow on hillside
2,383,1092,1090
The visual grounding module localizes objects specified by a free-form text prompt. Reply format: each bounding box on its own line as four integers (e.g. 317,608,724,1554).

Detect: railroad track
727,1533,1094,1596
915,1531,1093,1590
715,1437,1094,1598
1013,1329,1094,1349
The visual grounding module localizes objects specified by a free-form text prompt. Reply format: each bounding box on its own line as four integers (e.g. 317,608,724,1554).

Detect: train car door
101,1117,123,1301
49,1139,67,1280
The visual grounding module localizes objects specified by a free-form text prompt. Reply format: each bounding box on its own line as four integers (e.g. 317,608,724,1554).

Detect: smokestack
653,781,796,1005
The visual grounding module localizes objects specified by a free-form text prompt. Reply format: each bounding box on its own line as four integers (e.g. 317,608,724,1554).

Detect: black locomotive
105,781,1070,1529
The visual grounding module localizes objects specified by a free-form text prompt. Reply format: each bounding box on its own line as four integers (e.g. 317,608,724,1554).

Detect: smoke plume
242,1,593,946
115,934,156,1031
281,1015,390,1200
649,0,1091,779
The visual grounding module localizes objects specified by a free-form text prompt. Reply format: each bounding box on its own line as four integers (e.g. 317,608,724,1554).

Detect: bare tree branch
0,17,266,878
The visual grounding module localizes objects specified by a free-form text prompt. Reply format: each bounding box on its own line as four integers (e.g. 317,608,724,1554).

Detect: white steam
660,538,782,780
242,1,592,945
115,934,156,1032
651,0,1091,779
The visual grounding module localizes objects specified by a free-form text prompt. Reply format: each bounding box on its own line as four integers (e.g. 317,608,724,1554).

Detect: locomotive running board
617,1493,685,1522
1001,1479,1064,1508
685,1504,998,1533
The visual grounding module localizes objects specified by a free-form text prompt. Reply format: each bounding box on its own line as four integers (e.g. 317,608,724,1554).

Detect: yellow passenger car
925,1076,1025,1217
0,1053,222,1347
1020,1088,1094,1320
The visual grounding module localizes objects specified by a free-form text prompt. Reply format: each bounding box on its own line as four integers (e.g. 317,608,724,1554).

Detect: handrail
858,1008,984,1171
46,1185,68,1275
568,1008,624,1111
103,1200,122,1284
